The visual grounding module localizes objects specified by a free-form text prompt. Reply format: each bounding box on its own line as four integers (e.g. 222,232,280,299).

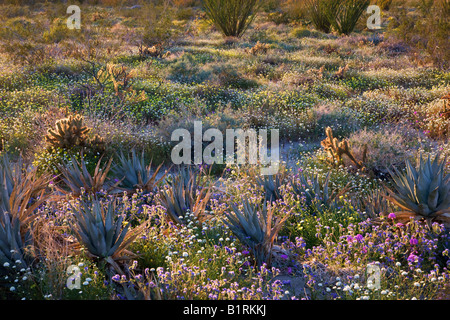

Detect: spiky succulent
291,172,347,211
384,154,450,227
159,167,212,225
0,154,22,203
0,154,53,231
57,156,119,197
256,173,285,202
70,198,145,271
321,126,366,169
223,200,287,267
45,114,90,149
112,149,166,194
0,211,32,278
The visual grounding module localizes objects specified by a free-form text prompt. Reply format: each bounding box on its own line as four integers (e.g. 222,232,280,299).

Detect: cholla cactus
45,114,90,149
384,154,450,228
321,126,366,169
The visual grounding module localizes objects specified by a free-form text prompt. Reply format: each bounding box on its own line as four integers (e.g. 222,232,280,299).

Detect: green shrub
305,0,337,33
330,0,370,35
202,0,262,37
386,0,450,69
305,0,370,35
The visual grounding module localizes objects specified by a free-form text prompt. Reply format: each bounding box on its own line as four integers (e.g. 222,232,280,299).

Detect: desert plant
291,172,348,211
159,167,212,225
384,154,450,228
376,0,392,10
202,0,262,37
0,211,32,278
0,154,53,229
223,200,288,267
56,156,119,197
248,41,270,55
45,115,90,150
321,127,366,169
70,198,146,273
45,115,105,153
330,0,370,35
353,188,396,219
112,149,167,194
305,0,339,33
0,154,22,203
256,173,286,202
424,97,450,139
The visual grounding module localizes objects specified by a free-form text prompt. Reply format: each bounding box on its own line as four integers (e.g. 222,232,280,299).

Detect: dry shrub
347,125,419,176
248,41,270,55
424,96,450,139
30,216,78,298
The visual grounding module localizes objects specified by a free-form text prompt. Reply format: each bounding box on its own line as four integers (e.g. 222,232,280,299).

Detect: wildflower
3,262,10,267
408,254,420,265
410,238,418,245
387,213,396,219
112,274,121,282
10,286,15,292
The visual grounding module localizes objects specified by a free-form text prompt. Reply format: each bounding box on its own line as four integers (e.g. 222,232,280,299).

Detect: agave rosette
70,198,146,272
223,200,288,267
112,149,166,194
384,154,450,227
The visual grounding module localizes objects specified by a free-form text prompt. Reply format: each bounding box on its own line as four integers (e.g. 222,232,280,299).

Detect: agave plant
57,156,120,197
70,198,146,273
0,154,53,232
384,154,450,227
0,154,21,202
291,172,348,211
112,149,166,194
352,188,396,220
0,211,32,278
223,200,288,267
159,167,212,225
256,173,286,202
